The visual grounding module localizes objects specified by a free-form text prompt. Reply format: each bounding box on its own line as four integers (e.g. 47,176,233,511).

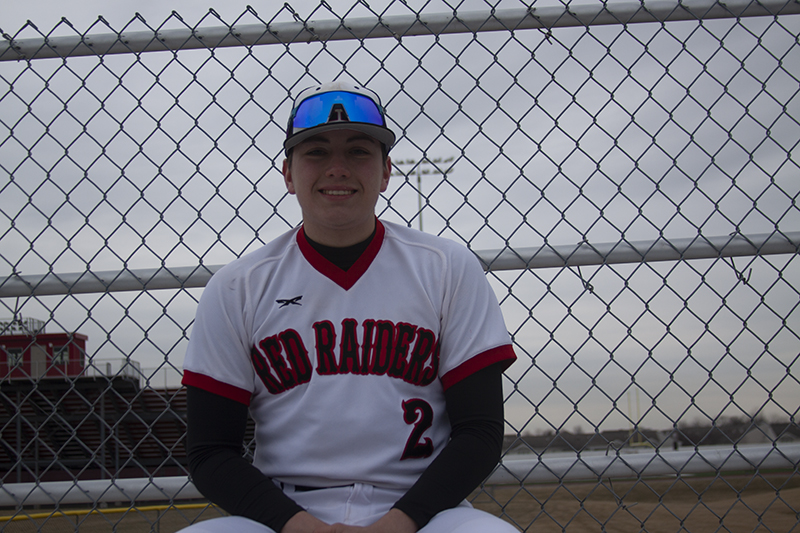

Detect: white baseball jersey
182,220,515,490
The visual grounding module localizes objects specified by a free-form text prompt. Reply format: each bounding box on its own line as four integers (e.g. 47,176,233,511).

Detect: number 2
401,398,434,460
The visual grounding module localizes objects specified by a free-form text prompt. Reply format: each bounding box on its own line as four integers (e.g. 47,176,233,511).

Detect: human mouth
320,189,355,197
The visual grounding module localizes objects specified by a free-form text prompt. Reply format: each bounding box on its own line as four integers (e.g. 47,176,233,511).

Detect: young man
180,81,518,533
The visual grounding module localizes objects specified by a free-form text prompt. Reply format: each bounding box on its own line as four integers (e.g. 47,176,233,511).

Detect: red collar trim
296,220,385,290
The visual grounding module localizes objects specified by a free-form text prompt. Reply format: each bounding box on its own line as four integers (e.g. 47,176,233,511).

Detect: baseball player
180,81,518,533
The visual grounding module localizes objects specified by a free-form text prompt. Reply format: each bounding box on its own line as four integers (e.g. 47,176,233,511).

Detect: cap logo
328,103,349,123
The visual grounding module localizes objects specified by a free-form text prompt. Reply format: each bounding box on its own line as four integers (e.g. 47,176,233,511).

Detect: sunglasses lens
292,91,385,130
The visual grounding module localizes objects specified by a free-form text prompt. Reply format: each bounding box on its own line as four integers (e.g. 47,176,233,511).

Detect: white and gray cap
284,81,396,154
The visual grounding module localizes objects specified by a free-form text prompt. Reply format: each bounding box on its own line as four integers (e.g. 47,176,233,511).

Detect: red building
0,316,197,483
1,317,87,380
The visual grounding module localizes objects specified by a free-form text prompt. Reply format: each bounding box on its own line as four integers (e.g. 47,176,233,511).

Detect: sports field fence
1,0,799,531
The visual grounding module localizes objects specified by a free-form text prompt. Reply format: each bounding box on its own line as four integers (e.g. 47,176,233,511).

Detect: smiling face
282,129,392,247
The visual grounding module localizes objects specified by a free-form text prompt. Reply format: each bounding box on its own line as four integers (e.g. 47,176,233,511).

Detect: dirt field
2,473,797,532
472,472,800,532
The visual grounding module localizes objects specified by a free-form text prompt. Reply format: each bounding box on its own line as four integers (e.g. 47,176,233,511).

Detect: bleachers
0,377,192,483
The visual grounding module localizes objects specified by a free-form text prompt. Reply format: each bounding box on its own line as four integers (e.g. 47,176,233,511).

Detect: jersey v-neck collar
296,220,386,290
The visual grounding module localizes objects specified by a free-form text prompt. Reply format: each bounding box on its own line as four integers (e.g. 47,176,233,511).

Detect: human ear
380,156,391,192
282,158,296,195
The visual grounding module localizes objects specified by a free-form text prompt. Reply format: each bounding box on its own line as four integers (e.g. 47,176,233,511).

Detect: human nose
325,152,350,179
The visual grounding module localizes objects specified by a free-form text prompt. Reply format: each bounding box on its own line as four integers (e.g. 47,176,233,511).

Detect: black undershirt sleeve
186,386,304,532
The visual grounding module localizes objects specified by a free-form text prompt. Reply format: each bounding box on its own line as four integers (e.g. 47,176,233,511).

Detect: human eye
350,144,376,157
301,145,327,157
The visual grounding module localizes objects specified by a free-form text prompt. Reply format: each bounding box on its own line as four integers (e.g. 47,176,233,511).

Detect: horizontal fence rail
3,0,800,61
0,476,202,507
1,231,798,296
494,443,800,484
3,443,797,507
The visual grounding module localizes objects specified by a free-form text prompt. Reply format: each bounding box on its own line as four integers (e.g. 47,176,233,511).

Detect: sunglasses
289,91,387,133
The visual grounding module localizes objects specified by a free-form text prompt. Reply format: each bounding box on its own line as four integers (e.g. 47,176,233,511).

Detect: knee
424,508,519,532
175,516,276,533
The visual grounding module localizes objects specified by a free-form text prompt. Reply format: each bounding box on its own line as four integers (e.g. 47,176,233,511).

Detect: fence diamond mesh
1,0,799,531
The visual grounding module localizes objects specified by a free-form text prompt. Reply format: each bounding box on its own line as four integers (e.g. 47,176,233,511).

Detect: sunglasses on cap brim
290,91,387,132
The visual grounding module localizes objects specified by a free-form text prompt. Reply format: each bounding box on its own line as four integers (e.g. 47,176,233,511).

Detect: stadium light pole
391,155,455,231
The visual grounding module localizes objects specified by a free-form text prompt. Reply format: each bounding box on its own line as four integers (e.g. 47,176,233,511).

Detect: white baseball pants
177,483,518,532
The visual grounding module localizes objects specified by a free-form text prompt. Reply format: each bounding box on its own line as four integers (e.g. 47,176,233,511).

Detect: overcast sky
2,0,798,435
4,0,543,36
4,0,337,32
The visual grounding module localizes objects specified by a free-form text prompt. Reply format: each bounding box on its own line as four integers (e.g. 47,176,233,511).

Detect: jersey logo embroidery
276,296,303,308
250,318,440,394
401,398,434,460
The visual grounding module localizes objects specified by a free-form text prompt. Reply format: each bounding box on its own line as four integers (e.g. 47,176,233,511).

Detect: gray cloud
2,2,798,433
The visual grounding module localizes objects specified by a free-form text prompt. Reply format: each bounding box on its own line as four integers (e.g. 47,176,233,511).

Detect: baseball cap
284,81,396,154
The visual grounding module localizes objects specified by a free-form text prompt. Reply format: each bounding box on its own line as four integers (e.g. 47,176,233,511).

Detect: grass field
2,473,797,532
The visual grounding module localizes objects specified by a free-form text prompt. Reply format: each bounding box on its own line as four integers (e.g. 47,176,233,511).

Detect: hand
281,511,330,533
318,509,418,533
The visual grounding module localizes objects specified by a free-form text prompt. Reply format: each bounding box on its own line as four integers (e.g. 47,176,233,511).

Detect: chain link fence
1,0,799,530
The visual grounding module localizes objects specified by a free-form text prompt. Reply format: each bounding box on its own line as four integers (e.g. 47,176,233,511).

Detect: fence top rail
2,0,799,62
1,231,797,298
1,443,797,506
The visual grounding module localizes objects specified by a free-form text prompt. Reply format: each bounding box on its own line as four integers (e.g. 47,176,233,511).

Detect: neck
302,218,377,247
304,226,377,271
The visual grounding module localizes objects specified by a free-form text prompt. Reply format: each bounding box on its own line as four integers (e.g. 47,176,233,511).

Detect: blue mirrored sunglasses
290,91,386,131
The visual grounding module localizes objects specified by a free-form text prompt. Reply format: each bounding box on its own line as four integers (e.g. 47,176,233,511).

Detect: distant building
0,317,203,483
1,317,87,380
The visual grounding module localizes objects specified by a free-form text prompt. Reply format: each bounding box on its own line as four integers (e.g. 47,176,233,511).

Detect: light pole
391,155,455,231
